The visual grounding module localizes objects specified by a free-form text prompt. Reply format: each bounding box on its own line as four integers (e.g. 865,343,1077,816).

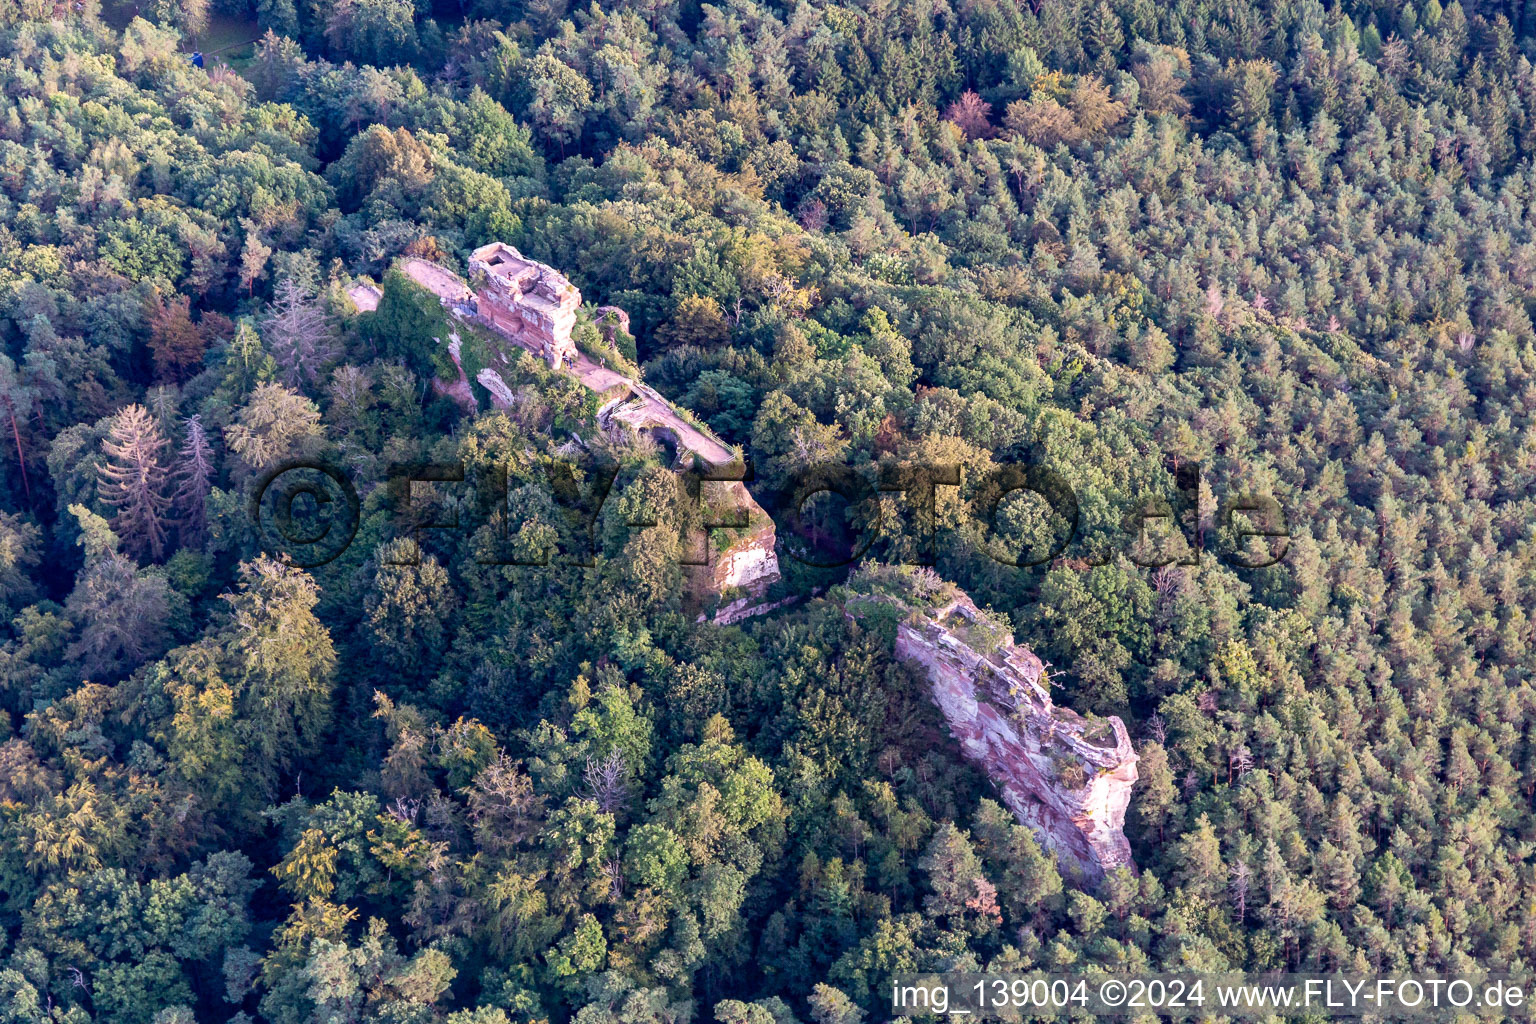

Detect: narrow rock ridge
852,583,1138,884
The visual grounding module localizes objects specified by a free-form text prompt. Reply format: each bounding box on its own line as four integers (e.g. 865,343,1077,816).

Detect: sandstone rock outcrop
346,282,382,312
593,306,631,347
851,578,1138,883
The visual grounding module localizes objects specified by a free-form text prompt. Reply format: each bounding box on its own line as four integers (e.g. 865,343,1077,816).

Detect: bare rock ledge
865,589,1139,884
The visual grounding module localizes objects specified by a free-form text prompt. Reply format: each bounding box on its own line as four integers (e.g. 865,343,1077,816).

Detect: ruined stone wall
373,247,782,607
475,298,527,345
595,388,781,606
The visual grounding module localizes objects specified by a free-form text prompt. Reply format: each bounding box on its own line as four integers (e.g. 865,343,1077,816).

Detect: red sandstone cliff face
858,587,1139,884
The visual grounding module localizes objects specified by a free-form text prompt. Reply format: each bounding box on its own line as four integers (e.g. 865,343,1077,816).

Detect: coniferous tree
262,278,340,390
0,354,34,507
97,404,173,561
225,382,323,474
62,504,175,680
10,0,1536,1013
172,415,215,543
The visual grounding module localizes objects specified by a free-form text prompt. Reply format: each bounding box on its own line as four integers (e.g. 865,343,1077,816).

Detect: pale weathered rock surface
346,282,381,312
475,368,516,408
858,586,1139,884
430,331,478,414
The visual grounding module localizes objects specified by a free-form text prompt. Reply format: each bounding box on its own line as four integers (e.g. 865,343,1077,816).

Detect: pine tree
172,415,215,543
262,278,339,390
918,823,995,932
97,404,172,561
1174,813,1224,899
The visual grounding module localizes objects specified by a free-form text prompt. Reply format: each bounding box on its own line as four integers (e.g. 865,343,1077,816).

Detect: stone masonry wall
383,248,781,606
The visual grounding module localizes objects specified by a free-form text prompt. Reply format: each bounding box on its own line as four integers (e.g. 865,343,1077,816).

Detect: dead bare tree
583,748,629,814
387,795,422,824
603,857,625,900
262,278,339,389
1228,860,1252,922
172,414,215,543
98,404,172,560
1228,745,1254,783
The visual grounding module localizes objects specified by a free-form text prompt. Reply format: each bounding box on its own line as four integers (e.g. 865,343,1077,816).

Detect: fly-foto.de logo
248,457,1291,571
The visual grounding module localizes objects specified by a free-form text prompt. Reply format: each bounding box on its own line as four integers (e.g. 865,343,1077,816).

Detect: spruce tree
262,278,340,390
97,404,172,561
172,414,215,543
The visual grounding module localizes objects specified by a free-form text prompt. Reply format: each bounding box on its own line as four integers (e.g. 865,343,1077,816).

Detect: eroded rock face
882,592,1139,884
475,368,516,407
431,331,478,414
596,389,781,604
593,305,632,345
709,504,779,596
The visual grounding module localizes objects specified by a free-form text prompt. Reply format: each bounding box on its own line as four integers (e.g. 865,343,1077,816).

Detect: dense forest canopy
2,0,1536,1019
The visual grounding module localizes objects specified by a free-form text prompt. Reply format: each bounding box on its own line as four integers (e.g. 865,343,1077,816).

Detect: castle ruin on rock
468,242,582,371
381,244,781,606
850,580,1139,884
